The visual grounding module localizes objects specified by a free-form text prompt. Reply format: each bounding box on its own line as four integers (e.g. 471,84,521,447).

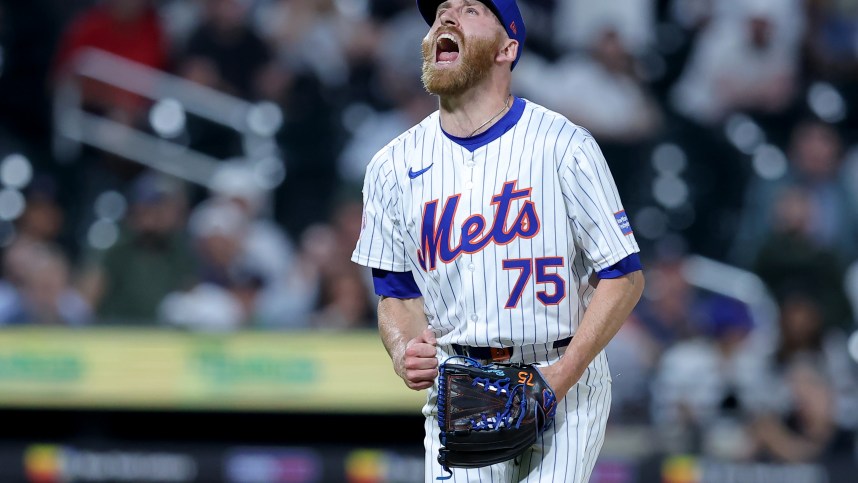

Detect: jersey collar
440,96,526,152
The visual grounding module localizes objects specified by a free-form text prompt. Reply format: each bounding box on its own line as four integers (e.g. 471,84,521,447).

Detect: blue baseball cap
416,0,526,69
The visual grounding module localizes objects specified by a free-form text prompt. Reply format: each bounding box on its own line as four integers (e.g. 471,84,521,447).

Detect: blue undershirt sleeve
597,253,642,279
372,268,422,298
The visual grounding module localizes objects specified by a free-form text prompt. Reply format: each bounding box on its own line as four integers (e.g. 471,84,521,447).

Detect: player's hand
398,327,438,391
533,363,579,403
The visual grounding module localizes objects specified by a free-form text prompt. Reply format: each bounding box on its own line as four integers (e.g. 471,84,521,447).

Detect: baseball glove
435,356,558,479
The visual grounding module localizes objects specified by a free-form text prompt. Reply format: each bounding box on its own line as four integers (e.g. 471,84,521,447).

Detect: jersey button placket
465,153,475,190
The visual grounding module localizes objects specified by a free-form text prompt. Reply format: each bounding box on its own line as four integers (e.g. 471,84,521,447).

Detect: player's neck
438,83,512,138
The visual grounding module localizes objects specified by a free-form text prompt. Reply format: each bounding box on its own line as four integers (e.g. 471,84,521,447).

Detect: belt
451,336,573,362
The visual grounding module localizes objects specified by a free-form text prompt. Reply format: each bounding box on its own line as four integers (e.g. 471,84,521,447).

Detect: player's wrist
552,356,586,391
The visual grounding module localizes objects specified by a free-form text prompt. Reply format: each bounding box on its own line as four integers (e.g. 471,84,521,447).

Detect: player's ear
496,38,518,66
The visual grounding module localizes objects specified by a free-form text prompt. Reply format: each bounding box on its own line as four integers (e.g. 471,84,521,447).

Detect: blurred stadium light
0,154,33,190
52,47,284,191
725,113,766,155
807,81,847,124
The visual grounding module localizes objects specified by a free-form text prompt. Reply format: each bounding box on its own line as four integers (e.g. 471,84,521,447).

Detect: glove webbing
436,356,530,480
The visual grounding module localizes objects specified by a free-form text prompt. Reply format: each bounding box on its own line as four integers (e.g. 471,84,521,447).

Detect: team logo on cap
509,21,517,35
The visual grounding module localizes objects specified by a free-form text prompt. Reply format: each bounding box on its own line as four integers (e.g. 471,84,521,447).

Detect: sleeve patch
614,210,633,236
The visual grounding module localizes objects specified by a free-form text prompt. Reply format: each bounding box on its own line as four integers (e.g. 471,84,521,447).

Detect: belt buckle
489,347,512,362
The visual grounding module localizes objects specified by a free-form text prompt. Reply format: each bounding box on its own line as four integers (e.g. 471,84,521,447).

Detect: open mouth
436,33,460,64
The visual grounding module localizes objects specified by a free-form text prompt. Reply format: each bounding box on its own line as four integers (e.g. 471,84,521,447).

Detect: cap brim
417,0,502,27
416,0,441,25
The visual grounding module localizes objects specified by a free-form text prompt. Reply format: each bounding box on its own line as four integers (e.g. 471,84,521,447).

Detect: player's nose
438,8,459,27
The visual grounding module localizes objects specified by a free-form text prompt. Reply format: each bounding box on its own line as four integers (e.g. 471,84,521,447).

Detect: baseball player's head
416,0,526,96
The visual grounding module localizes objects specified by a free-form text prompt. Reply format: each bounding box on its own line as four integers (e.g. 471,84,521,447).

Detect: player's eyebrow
437,0,489,15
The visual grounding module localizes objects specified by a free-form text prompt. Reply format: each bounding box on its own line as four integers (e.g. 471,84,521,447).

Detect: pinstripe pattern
352,98,638,482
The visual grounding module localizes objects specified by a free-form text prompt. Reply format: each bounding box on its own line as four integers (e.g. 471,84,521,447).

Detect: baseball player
351,0,645,481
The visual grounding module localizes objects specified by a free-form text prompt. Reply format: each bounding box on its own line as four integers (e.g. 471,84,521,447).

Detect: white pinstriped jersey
352,97,640,348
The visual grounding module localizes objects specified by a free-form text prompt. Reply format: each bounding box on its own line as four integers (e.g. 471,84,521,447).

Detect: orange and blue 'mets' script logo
418,181,540,271
614,210,633,236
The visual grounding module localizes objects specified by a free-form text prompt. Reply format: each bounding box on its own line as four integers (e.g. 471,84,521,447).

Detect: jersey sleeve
351,149,410,272
559,133,641,272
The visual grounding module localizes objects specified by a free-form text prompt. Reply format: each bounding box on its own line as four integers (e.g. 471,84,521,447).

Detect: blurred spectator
208,160,296,280
50,0,169,122
605,244,707,423
749,354,856,464
178,0,278,101
669,0,804,127
368,0,412,21
0,241,91,326
750,184,855,331
311,268,375,330
48,0,173,208
245,0,360,238
207,160,318,329
158,281,246,332
507,0,559,60
159,197,252,331
252,0,375,90
337,92,426,189
273,76,347,239
749,290,858,436
605,310,663,424
627,249,708,352
800,0,858,84
160,194,317,331
515,26,664,144
188,197,249,286
295,195,376,330
78,170,197,324
552,0,656,57
730,118,858,269
514,23,664,213
254,0,378,237
156,0,204,56
657,0,716,103
669,0,715,32
605,249,700,421
175,0,285,160
327,195,371,291
649,294,764,459
336,9,436,190
13,175,67,251
294,222,338,311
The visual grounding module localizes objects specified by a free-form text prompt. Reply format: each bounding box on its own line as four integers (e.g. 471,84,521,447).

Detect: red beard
421,27,502,96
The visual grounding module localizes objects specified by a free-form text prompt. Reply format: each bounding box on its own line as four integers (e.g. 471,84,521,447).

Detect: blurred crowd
0,0,857,467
